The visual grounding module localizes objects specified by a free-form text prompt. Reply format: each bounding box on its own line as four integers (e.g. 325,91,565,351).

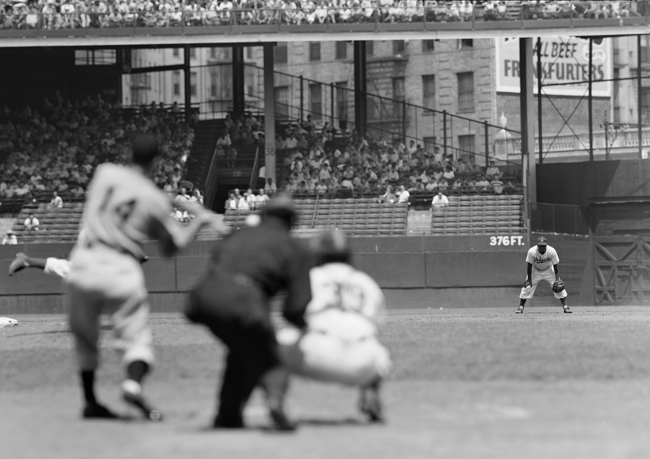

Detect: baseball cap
537,236,548,246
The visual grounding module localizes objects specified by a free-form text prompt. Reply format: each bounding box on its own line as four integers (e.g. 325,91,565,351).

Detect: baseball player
277,230,391,422
517,236,571,314
186,194,312,431
65,134,217,421
8,253,71,278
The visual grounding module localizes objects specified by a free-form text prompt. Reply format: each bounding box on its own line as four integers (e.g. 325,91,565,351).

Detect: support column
638,34,644,159
353,41,367,135
537,37,543,164
183,45,192,122
263,44,276,185
232,45,245,119
519,38,536,239
588,38,594,161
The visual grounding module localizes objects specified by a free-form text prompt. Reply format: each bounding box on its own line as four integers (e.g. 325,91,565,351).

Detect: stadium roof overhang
0,18,647,48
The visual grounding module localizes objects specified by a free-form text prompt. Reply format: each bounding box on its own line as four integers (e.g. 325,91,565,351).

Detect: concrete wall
537,159,650,207
0,234,533,314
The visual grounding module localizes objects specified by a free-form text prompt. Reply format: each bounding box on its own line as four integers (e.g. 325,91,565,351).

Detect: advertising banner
495,37,612,97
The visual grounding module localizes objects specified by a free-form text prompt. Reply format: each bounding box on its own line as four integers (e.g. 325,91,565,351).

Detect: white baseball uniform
519,245,568,300
66,163,178,371
277,262,391,386
44,258,72,278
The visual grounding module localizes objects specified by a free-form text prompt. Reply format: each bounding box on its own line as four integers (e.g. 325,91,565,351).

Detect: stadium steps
223,199,408,236
185,119,222,192
431,195,525,235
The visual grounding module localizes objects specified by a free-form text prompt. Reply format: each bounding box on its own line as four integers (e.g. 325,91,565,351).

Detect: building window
457,72,474,112
422,40,435,52
458,134,475,157
190,72,197,97
460,39,473,49
172,71,181,97
310,42,321,61
310,83,322,121
74,50,116,66
392,77,405,118
210,48,217,59
246,47,253,59
276,86,289,118
190,48,196,59
366,41,374,57
210,71,218,98
336,82,348,126
424,137,437,156
173,48,180,58
275,43,288,64
336,41,347,60
422,75,435,111
393,40,405,55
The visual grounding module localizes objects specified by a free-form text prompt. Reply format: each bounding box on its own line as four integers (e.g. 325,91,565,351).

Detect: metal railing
530,202,589,235
0,2,646,32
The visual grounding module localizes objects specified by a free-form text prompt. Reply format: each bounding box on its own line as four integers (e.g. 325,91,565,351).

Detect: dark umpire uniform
185,194,312,430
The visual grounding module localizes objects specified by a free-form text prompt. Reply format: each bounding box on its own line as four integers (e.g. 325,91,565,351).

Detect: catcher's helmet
312,230,351,265
261,193,297,227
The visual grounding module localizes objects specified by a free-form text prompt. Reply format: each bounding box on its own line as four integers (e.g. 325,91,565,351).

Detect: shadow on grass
6,324,113,338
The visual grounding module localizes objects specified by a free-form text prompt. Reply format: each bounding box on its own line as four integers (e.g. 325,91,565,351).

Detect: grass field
3,307,650,459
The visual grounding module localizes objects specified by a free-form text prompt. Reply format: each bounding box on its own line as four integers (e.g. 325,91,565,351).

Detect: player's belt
85,240,146,263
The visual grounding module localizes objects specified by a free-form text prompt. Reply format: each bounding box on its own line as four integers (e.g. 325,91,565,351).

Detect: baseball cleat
8,253,29,276
269,408,297,432
83,403,119,420
516,305,524,314
358,388,384,423
123,390,163,422
563,306,572,314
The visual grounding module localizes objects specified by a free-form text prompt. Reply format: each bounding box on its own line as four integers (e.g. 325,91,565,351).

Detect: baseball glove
552,278,565,293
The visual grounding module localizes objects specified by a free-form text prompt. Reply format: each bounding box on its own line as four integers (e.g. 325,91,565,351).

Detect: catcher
276,230,391,422
517,236,571,314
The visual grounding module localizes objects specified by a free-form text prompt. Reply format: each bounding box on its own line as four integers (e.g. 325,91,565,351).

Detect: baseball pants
187,271,280,428
519,267,568,300
65,245,154,371
277,318,391,387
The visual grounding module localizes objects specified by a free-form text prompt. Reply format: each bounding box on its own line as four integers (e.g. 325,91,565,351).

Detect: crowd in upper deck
0,1,641,30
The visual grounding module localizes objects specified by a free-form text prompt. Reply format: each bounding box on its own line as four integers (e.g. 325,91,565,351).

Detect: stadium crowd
275,121,519,199
0,1,641,30
0,95,196,203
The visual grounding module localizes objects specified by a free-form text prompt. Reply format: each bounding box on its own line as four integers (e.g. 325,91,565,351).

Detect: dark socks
81,370,97,406
127,361,150,384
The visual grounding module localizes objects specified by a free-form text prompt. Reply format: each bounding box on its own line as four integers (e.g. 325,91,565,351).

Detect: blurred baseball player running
65,134,216,421
517,236,570,314
277,231,391,422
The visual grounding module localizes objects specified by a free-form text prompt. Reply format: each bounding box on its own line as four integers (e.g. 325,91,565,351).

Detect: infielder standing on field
517,236,571,314
65,134,216,421
277,230,391,422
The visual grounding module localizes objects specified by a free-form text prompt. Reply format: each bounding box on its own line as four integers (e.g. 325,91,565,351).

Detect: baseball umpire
517,236,571,314
185,193,312,431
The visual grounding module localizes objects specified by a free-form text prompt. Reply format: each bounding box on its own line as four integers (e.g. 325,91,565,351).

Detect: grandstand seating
430,194,524,235
12,202,83,243
224,198,408,236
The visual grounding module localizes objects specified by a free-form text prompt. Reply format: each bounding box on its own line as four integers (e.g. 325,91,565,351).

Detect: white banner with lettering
495,37,612,97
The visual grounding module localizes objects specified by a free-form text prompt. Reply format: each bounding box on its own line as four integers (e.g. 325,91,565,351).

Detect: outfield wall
1,232,592,314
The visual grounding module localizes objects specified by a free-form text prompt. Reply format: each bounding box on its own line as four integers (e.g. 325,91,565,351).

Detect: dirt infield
3,307,650,459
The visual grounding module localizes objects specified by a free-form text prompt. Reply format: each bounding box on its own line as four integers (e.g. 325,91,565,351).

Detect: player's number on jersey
99,186,137,226
490,235,524,246
326,281,365,312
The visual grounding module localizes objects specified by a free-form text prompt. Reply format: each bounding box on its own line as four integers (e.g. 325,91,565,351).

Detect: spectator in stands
379,185,396,204
175,187,191,202
245,188,257,209
397,185,410,204
466,155,480,174
24,213,40,231
490,175,504,194
476,175,491,191
48,191,63,209
226,146,238,168
257,165,267,189
2,229,17,245
257,189,270,207
226,192,239,210
486,161,502,179
265,177,277,193
431,191,449,209
190,189,204,205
